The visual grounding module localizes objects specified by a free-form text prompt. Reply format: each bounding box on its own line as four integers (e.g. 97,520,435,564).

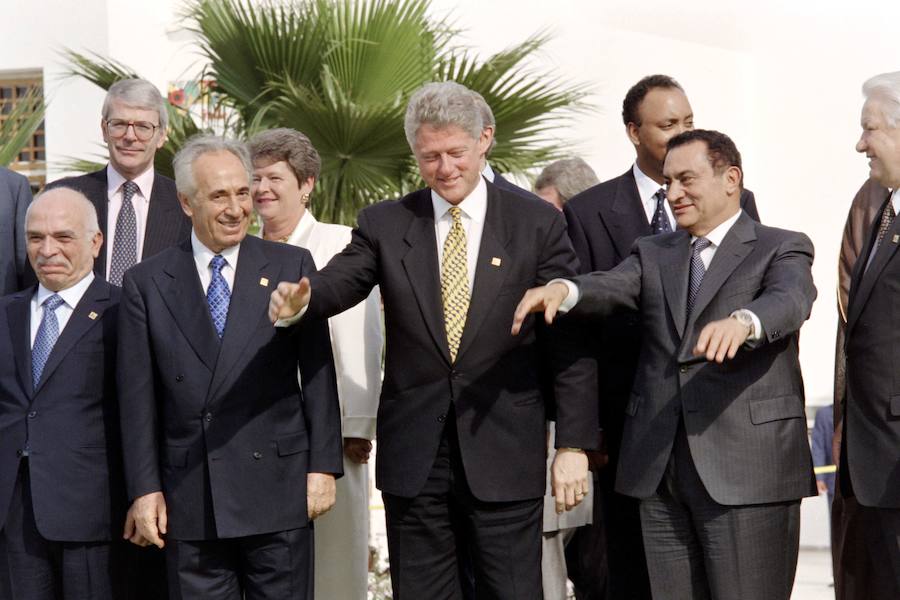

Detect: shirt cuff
275,304,308,328
548,278,580,313
731,309,763,341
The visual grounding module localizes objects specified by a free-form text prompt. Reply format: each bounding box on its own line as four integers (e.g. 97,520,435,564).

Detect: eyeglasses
104,119,160,142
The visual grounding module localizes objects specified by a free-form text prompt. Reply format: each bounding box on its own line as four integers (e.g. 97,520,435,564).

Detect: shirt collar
431,176,488,224
36,271,95,310
891,188,900,213
481,164,496,182
286,210,317,248
191,230,241,271
691,208,743,248
632,162,665,206
107,164,155,200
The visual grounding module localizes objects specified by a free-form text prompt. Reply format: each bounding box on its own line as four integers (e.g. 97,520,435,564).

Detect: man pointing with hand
514,130,817,600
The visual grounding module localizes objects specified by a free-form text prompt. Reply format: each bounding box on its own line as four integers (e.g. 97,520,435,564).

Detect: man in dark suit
0,187,125,598
269,81,597,599
118,135,343,599
47,78,190,285
837,70,900,599
0,166,34,295
515,129,817,600
562,74,760,600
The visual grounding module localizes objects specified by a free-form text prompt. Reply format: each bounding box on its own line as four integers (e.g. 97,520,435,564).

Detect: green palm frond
60,50,140,89
0,87,46,167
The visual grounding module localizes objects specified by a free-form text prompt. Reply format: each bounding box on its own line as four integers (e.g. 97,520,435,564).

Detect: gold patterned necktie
441,206,470,362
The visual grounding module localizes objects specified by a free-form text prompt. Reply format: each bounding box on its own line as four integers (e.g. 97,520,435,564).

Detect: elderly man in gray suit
0,166,33,295
513,129,817,600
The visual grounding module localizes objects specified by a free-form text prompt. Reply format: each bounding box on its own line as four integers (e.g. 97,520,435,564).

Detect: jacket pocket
624,393,642,417
276,431,309,457
749,395,804,424
162,446,189,468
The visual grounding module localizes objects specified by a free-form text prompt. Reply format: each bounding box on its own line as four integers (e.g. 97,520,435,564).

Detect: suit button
205,413,213,422
772,330,781,339
15,449,22,457
27,411,37,418
252,451,263,460
679,366,689,374
175,374,184,382
437,414,446,423
450,371,460,380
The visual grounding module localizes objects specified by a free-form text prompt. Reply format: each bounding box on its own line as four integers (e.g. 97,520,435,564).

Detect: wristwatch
730,309,755,338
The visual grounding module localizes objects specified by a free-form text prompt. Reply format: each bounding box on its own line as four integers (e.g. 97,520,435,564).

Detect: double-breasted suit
568,212,816,600
118,235,342,541
47,168,191,278
0,277,125,597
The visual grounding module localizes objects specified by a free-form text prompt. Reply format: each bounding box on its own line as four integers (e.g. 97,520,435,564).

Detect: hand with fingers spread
693,316,751,363
551,448,590,513
269,277,311,323
123,491,167,549
511,282,570,335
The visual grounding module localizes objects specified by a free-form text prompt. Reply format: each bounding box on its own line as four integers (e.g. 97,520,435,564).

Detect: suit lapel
847,199,900,335
401,192,452,364
155,242,220,372
455,185,511,362
659,231,692,339
207,237,275,402
144,174,184,258
33,278,111,396
89,169,110,278
604,170,651,260
7,289,35,398
685,214,757,333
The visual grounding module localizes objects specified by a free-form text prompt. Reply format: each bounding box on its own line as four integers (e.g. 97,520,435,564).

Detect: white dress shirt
30,272,95,348
190,230,240,293
106,165,155,280
633,162,674,231
432,176,488,294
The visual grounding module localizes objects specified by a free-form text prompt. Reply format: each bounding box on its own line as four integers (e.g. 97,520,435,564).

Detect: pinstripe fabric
440,207,469,362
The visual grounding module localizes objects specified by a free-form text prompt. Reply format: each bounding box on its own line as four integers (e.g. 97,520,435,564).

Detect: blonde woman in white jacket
250,128,382,600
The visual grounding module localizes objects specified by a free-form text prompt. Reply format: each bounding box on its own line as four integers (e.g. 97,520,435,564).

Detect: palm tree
64,0,588,225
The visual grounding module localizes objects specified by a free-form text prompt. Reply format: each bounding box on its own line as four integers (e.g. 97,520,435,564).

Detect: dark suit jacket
308,181,598,502
570,212,817,505
843,192,900,509
492,171,543,202
47,168,191,278
563,168,760,456
0,167,34,295
118,236,343,540
0,277,124,541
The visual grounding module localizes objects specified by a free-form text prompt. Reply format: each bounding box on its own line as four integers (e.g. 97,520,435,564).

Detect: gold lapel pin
892,234,899,244
259,277,270,287
88,311,98,320
491,257,502,267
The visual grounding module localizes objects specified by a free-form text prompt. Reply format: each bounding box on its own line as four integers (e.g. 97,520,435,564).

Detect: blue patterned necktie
109,180,139,286
650,188,672,234
32,294,65,388
687,237,712,317
207,255,231,339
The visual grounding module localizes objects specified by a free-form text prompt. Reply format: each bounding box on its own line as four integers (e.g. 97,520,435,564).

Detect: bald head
26,187,103,291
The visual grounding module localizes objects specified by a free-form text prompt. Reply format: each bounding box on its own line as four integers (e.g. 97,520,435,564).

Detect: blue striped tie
32,294,65,387
207,255,230,338
687,238,711,317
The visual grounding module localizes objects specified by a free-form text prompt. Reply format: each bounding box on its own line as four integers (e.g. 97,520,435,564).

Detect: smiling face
251,158,313,224
413,124,491,205
26,190,102,292
180,151,252,253
856,97,900,189
663,140,741,237
101,98,166,180
628,87,694,181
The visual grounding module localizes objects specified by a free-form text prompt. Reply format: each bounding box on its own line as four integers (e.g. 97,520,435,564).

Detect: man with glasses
46,78,189,600
48,78,190,287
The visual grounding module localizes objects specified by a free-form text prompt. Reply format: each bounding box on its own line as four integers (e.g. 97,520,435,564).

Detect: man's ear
724,165,743,195
177,192,193,218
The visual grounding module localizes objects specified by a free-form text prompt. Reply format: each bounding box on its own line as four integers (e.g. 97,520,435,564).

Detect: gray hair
535,157,599,204
173,134,253,199
475,93,497,155
102,78,169,131
863,71,900,128
28,186,100,234
404,81,488,148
